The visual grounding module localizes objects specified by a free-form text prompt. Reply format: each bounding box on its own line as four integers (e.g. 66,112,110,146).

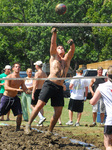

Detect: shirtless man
31,61,47,125
0,62,31,131
25,28,75,134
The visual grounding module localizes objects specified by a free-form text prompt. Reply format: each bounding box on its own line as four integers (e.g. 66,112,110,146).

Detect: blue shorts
39,80,64,107
0,95,22,116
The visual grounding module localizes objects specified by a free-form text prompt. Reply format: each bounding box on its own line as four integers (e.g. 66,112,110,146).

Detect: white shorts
92,98,105,113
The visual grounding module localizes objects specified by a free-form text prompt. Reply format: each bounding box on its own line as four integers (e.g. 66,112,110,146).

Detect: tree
0,0,112,71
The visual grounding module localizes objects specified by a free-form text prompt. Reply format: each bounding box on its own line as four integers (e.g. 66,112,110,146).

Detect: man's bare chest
53,60,67,69
10,80,22,88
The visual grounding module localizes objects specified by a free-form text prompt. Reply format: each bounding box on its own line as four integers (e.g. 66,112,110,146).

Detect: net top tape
0,23,112,27
0,76,107,81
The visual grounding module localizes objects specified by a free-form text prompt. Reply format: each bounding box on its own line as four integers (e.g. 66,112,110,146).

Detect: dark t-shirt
93,77,105,92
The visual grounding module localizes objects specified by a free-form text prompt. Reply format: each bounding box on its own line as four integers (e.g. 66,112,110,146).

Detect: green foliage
0,0,112,72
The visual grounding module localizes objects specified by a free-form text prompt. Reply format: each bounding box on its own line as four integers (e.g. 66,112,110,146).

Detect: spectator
0,65,11,121
0,62,31,131
89,66,105,127
89,65,112,150
21,68,33,121
66,68,88,126
31,61,47,126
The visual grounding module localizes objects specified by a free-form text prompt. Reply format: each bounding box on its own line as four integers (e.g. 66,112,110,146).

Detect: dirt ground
0,125,105,150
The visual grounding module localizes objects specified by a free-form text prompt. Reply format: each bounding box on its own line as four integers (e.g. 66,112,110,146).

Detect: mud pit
0,125,104,150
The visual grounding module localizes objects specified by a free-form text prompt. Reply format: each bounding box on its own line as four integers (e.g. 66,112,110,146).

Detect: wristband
67,39,74,46
69,41,74,46
51,28,57,33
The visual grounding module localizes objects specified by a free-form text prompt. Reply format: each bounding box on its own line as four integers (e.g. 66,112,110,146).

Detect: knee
17,114,22,118
55,109,62,118
35,100,45,110
58,109,62,115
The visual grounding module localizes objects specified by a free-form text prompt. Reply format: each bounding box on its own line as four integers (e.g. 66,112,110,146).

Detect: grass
1,98,104,135
0,98,105,149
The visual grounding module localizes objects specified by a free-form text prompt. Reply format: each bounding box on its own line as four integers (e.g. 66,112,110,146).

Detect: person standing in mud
25,27,75,134
89,65,112,150
0,62,31,131
31,60,47,126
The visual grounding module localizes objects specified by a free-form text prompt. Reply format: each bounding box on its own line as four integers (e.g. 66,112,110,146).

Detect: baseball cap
76,68,83,73
34,61,43,66
4,65,11,70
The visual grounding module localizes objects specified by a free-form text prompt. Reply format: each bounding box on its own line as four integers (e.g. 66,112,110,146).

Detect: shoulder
91,78,95,83
70,78,75,83
35,70,43,78
98,82,105,91
35,72,39,78
50,54,57,61
6,74,12,78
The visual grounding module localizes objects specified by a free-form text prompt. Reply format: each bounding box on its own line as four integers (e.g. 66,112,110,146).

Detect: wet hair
57,45,64,47
12,62,21,68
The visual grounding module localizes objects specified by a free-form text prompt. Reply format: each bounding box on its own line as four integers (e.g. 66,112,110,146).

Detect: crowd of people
0,28,75,134
0,28,112,149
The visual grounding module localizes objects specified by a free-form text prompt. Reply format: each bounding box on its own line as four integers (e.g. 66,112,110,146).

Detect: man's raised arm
50,28,57,55
65,39,75,60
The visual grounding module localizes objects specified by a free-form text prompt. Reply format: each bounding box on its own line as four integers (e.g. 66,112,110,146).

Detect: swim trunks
39,80,64,107
0,95,22,116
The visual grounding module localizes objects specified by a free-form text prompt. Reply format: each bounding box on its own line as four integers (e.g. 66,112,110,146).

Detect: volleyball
55,4,66,15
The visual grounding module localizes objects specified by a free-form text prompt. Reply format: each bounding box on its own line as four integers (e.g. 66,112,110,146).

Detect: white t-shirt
70,75,88,100
98,80,112,125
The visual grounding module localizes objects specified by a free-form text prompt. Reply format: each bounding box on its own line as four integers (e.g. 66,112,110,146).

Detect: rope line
0,23,112,27
0,76,107,81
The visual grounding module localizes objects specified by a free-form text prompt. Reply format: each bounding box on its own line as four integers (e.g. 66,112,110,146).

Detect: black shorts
104,126,112,134
68,98,84,113
0,95,22,116
38,80,64,107
31,89,41,105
